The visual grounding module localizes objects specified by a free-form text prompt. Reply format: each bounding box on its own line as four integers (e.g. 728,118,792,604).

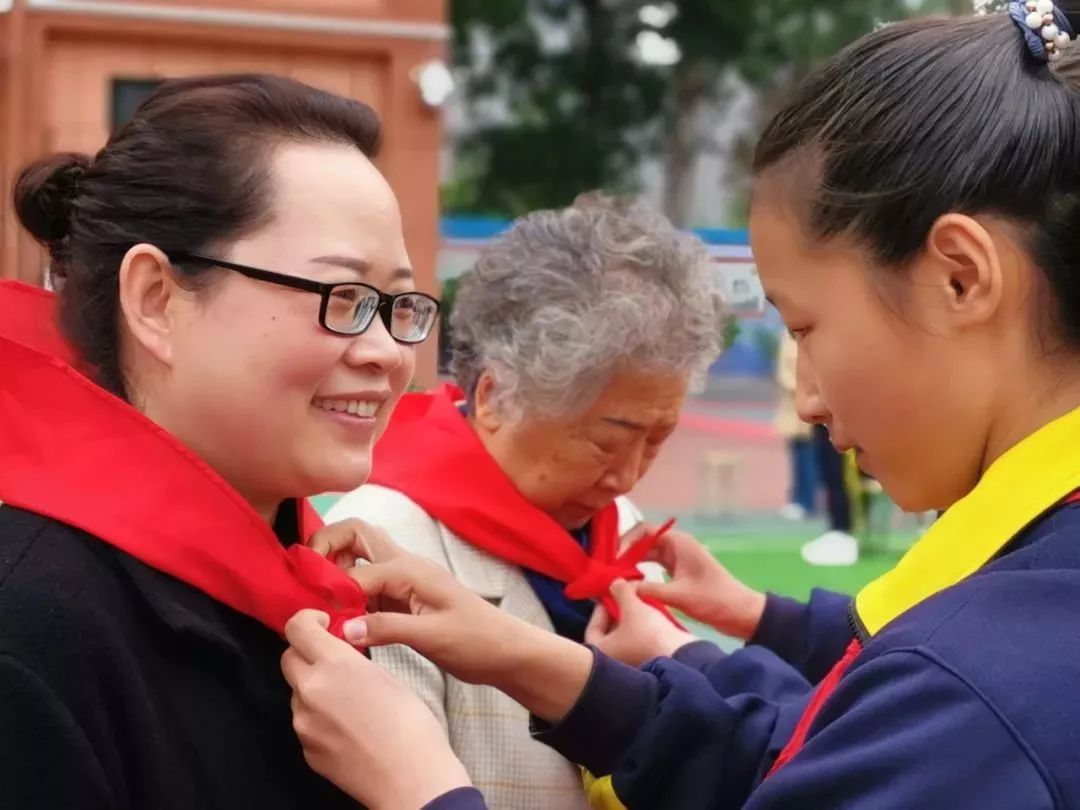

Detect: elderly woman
326,192,724,809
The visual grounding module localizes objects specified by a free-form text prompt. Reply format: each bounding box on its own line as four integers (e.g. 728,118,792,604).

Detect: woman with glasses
323,192,727,809
0,74,474,809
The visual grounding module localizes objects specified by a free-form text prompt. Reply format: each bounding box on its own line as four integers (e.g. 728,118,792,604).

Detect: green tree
446,0,668,216
448,0,968,223
719,0,965,224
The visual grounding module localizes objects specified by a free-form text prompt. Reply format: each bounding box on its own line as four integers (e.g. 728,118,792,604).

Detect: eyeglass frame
169,251,441,344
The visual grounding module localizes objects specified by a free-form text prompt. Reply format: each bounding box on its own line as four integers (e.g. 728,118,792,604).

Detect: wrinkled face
749,187,1001,512
477,369,687,530
129,142,418,515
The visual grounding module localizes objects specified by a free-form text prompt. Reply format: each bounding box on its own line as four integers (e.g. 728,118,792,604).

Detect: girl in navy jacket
281,6,1080,808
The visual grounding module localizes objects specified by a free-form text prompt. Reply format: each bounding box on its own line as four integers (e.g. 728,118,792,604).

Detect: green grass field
701,536,905,601
682,531,912,648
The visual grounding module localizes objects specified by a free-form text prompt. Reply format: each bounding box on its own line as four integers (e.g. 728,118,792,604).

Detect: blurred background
0,0,1000,610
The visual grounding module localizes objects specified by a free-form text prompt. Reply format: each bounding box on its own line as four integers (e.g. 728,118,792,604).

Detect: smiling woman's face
126,141,418,514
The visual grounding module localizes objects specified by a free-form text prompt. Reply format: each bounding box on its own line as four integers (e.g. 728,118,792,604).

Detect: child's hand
282,610,472,809
637,529,767,641
585,580,699,667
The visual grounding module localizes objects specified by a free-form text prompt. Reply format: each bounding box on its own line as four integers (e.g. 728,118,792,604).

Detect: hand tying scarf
368,386,683,627
0,280,366,639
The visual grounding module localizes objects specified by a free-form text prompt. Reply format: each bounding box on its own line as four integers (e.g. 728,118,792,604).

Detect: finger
280,647,309,688
644,531,679,570
635,579,675,603
345,519,407,564
283,610,352,663
344,610,437,651
349,557,454,612
609,579,644,613
307,520,360,559
585,603,612,645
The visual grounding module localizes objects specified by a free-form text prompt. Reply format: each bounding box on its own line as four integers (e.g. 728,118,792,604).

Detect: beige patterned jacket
326,486,648,810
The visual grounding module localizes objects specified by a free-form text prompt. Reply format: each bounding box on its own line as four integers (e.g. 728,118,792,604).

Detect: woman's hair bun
12,151,91,246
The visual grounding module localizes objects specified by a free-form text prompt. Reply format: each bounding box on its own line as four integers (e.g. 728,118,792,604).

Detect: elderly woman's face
477,369,688,529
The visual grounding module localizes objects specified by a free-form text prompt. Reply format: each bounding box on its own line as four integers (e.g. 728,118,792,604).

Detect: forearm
491,623,594,723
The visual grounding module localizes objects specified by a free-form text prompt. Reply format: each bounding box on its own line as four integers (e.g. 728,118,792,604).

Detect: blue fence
441,216,750,246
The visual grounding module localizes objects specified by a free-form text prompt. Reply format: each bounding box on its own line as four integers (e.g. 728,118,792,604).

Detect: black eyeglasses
171,252,440,344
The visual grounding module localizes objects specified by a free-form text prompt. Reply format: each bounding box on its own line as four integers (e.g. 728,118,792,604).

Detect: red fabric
766,638,865,778
368,387,683,627
0,280,366,639
0,281,77,363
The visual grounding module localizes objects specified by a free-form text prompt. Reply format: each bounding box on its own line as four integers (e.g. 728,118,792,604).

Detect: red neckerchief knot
285,545,368,636
564,519,675,602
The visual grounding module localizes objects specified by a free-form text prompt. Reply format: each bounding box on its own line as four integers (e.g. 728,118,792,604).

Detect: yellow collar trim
855,404,1080,637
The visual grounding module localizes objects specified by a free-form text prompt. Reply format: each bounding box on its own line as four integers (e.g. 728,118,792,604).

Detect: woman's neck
139,394,282,526
982,356,1080,476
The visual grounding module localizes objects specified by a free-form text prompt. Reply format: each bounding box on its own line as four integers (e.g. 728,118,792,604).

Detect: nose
794,346,829,426
599,448,645,497
341,314,406,373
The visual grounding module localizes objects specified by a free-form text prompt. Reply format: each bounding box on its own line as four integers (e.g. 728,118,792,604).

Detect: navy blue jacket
530,500,1080,809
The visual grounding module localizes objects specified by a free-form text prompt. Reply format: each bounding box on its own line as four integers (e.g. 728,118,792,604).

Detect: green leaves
447,0,975,221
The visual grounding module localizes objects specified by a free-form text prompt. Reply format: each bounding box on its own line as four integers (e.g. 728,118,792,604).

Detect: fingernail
343,618,367,643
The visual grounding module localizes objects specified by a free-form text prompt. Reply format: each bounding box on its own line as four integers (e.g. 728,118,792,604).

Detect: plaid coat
326,486,647,810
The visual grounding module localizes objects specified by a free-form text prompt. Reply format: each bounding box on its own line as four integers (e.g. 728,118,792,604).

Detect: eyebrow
311,255,414,281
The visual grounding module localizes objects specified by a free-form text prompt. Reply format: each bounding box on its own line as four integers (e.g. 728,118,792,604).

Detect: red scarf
368,386,683,626
0,281,366,638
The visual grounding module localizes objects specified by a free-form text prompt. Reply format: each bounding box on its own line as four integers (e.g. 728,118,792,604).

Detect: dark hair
13,73,382,395
753,11,1080,346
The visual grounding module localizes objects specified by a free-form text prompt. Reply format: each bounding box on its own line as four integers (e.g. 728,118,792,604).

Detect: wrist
659,629,700,659
379,755,471,810
495,624,593,723
732,589,768,640
708,587,767,640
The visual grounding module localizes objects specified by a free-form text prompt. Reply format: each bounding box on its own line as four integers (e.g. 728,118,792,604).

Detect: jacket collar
856,404,1080,636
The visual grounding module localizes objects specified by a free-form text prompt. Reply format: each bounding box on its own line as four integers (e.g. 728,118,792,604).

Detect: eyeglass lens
325,285,437,342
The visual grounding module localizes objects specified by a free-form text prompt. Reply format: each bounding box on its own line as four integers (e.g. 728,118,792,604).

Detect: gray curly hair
450,192,726,419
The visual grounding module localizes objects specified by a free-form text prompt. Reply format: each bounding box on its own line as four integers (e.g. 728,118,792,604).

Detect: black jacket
0,503,362,810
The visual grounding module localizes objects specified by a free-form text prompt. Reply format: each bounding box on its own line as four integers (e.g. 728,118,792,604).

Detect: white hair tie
1010,0,1075,62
